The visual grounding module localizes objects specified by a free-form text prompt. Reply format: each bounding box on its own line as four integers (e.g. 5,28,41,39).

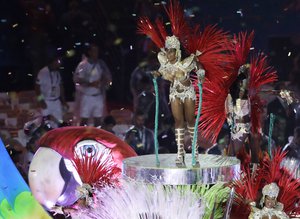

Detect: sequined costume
155,36,204,166
250,206,289,219
157,51,200,102
249,183,289,219
137,0,229,166
226,94,251,140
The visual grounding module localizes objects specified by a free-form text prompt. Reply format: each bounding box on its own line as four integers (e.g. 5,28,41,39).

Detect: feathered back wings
198,31,277,143
196,31,254,144
137,0,233,146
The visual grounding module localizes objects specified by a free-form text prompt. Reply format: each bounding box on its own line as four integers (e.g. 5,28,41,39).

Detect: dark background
0,0,299,105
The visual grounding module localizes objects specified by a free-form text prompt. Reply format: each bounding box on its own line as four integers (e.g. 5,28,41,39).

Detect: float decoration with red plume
37,126,137,167
36,127,137,188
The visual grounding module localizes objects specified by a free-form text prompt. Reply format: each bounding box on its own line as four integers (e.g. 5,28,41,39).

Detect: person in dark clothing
125,111,154,155
101,115,116,134
158,116,177,153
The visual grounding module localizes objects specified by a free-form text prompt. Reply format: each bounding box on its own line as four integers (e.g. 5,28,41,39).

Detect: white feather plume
75,180,205,219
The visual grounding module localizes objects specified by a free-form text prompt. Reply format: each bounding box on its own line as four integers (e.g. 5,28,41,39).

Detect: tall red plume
193,78,227,144
137,17,165,49
190,26,233,143
227,31,254,87
164,0,191,44
231,165,263,218
155,18,167,43
186,25,233,84
189,25,233,143
249,53,278,134
260,148,287,183
233,31,254,72
277,172,300,215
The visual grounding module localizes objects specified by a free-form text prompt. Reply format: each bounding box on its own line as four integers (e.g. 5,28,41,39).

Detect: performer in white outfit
35,56,68,124
74,43,112,127
249,183,289,219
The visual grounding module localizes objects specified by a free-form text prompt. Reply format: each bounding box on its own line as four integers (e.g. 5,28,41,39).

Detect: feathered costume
137,0,230,165
231,148,300,218
198,31,277,156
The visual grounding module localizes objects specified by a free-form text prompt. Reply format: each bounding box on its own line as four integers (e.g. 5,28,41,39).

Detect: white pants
80,94,104,118
43,99,63,121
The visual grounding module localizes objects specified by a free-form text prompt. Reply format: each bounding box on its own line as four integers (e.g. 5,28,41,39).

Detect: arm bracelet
37,94,44,102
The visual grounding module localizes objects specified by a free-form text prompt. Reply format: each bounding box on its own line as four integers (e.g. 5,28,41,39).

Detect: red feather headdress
137,0,230,73
137,17,166,49
163,0,190,44
226,31,255,87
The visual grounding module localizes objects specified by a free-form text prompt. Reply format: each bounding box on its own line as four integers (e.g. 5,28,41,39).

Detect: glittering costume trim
169,80,196,102
231,122,250,140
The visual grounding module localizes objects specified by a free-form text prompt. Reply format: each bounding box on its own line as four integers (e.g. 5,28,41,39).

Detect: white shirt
74,59,104,96
36,66,61,100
